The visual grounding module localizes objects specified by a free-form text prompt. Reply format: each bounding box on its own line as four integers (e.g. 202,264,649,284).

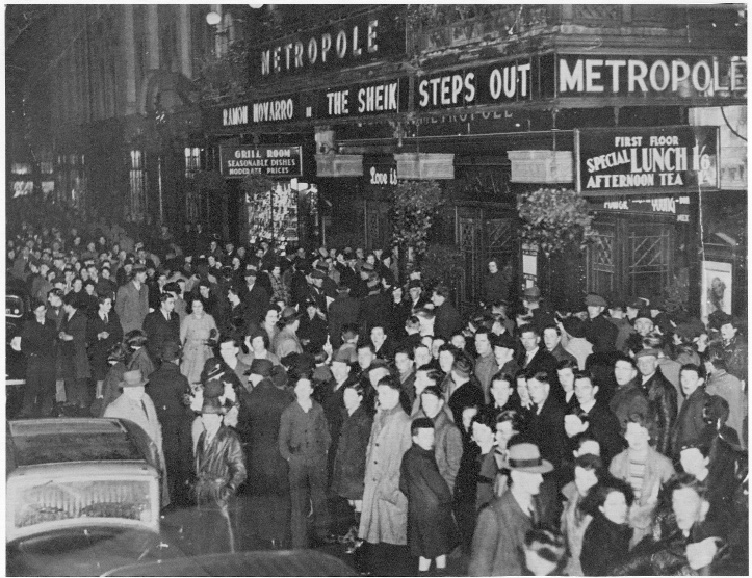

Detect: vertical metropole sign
219,145,303,179
575,126,720,194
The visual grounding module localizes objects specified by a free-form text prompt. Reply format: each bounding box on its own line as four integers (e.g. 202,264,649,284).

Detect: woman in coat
358,377,413,551
331,382,373,531
180,297,218,387
579,476,634,576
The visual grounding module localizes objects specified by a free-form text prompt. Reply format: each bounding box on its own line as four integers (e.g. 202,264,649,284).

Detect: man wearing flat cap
469,442,552,576
583,293,618,353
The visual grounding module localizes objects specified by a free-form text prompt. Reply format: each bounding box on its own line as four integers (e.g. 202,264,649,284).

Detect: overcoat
87,310,123,381
60,309,91,379
241,378,294,495
399,444,457,558
331,405,373,500
115,280,149,333
358,404,412,545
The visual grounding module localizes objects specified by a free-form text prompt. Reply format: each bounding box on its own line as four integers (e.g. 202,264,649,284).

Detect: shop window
129,150,148,219
184,147,203,178
11,163,31,175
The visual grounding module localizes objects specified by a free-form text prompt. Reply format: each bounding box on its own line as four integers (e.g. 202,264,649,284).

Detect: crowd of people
7,211,749,576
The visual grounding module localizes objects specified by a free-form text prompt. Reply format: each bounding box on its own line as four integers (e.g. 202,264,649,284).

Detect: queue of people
7,215,749,576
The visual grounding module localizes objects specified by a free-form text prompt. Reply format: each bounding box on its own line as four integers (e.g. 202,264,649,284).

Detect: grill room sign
576,126,719,193
219,146,303,178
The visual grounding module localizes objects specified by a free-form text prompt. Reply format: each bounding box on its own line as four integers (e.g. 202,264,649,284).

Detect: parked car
6,278,30,418
103,550,357,577
6,418,175,576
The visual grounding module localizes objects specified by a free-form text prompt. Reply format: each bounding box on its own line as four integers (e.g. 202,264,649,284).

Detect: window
129,150,148,219
184,147,203,178
215,13,234,57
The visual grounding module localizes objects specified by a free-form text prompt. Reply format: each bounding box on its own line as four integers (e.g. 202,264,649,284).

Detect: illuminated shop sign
254,7,405,77
558,54,747,99
576,126,719,193
219,146,303,178
318,78,408,119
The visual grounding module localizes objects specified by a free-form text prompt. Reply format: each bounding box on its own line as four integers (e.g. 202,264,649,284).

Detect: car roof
102,550,357,577
7,418,148,468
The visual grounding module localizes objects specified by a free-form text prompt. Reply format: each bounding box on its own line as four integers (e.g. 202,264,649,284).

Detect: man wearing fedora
104,368,168,505
327,284,360,349
190,396,247,554
148,340,193,506
240,266,270,327
519,286,556,335
468,442,552,576
273,307,304,360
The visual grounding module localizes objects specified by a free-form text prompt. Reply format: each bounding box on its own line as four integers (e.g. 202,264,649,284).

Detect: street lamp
206,11,221,26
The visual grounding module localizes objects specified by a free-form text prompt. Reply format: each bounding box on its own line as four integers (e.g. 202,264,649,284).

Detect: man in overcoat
115,263,150,333
359,377,413,575
59,292,91,412
468,442,552,576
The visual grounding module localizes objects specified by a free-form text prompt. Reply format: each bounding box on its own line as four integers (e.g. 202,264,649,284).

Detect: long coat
60,309,91,380
327,294,360,347
240,378,294,495
399,445,457,558
359,405,413,545
115,280,150,333
87,310,123,381
331,405,373,500
468,491,533,576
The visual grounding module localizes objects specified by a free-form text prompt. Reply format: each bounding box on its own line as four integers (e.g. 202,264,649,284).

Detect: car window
6,295,25,318
11,432,145,466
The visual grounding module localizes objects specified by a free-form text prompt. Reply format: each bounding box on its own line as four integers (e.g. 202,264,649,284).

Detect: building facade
7,4,747,315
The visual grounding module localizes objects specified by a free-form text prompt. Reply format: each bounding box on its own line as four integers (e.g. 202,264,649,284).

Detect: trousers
288,455,330,548
23,357,56,416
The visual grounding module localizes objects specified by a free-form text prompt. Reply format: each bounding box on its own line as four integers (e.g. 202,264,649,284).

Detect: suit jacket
579,400,626,467
584,313,618,352
115,280,150,333
327,294,360,348
143,310,181,364
87,310,124,380
518,347,558,378
670,386,711,459
433,302,464,341
147,361,191,421
468,491,534,576
241,283,270,326
528,396,568,469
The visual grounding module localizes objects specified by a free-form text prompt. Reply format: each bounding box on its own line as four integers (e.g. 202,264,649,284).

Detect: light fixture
249,3,264,8
206,11,221,26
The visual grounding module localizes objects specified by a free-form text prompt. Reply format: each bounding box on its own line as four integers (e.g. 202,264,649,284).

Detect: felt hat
585,293,607,308
201,397,228,415
132,263,147,273
522,286,541,300
505,442,553,474
634,348,660,360
407,280,422,290
635,309,653,322
160,340,181,362
332,348,353,365
280,306,303,324
121,369,148,388
249,358,274,378
492,332,517,350
270,365,288,388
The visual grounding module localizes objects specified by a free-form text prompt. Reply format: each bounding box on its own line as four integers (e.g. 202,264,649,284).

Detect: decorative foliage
517,187,593,257
195,40,253,101
390,180,444,257
419,244,465,284
240,174,276,199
